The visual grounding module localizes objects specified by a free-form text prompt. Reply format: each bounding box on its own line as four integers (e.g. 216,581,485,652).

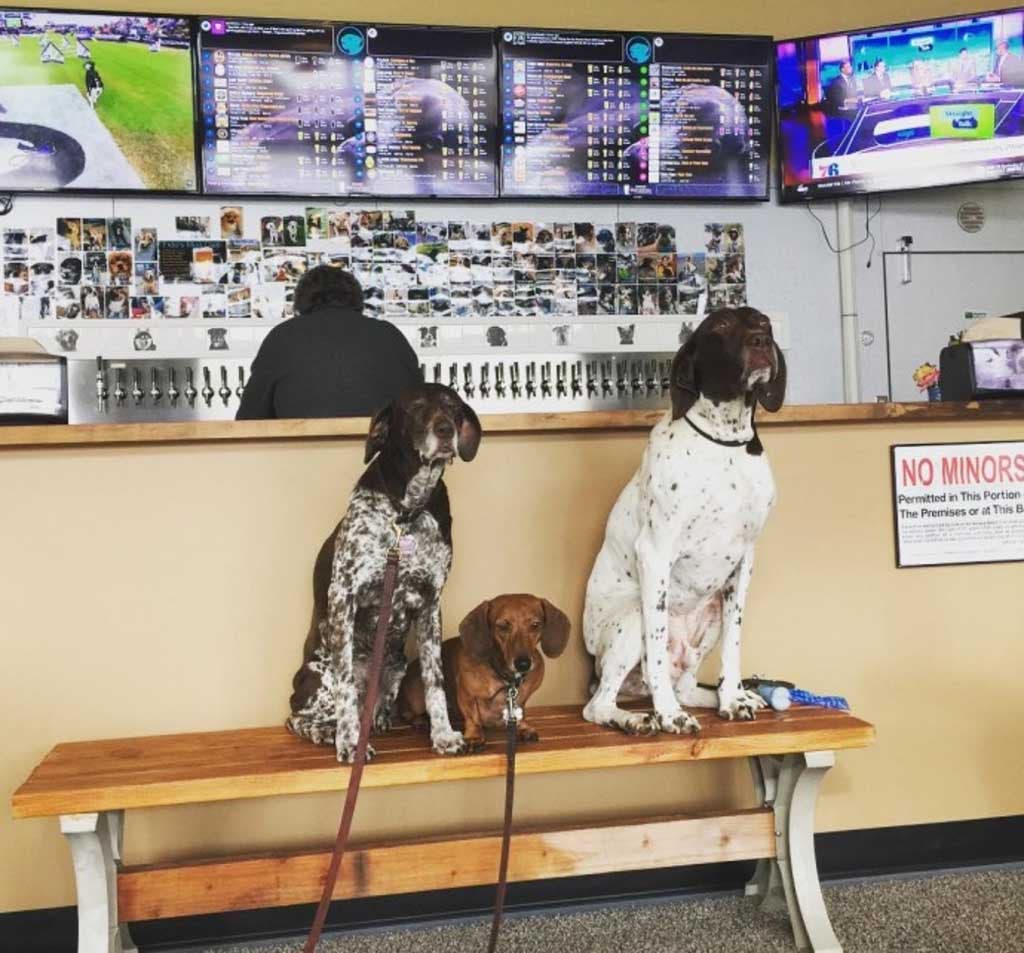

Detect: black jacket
236,307,422,420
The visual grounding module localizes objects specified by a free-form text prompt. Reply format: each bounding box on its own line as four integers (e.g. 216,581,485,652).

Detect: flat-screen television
196,18,497,198
497,27,772,200
777,7,1024,201
0,6,198,192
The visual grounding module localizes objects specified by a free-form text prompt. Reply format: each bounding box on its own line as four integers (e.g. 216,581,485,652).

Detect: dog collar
682,412,755,448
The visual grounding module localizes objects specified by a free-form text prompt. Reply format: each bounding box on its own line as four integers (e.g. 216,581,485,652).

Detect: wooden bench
13,704,874,953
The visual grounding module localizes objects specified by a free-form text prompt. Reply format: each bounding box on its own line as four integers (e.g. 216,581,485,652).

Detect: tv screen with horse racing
0,6,198,192
776,6,1024,200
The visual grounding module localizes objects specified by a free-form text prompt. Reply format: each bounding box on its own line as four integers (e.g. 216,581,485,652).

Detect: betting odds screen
498,28,771,199
196,19,497,197
777,8,1024,201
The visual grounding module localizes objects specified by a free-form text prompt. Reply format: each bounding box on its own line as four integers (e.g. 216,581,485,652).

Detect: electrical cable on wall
806,196,881,267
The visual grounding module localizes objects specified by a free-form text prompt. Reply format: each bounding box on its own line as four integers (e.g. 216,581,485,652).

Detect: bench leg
60,812,138,953
748,752,842,953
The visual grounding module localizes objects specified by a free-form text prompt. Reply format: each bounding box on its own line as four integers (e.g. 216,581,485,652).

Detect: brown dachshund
398,595,571,752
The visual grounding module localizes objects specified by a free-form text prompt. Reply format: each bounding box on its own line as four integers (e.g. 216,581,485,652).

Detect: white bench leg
748,752,842,953
60,812,138,953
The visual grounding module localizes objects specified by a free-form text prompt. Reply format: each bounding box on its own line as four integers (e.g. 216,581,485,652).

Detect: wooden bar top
12,705,874,818
0,400,1021,449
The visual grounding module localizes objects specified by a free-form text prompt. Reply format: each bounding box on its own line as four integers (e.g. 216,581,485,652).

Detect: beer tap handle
448,362,458,392
540,362,552,398
167,367,180,405
218,366,232,405
235,366,246,400
645,360,657,395
587,361,599,397
630,361,642,395
432,362,442,385
660,359,672,395
95,357,108,409
462,363,475,399
479,362,491,398
509,362,521,399
201,366,215,407
149,368,162,403
184,367,198,407
131,369,144,405
571,360,582,397
616,362,627,396
525,362,537,398
113,368,126,406
556,361,567,398
495,362,506,398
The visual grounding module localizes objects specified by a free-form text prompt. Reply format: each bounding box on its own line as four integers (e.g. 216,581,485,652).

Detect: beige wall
3,415,1024,913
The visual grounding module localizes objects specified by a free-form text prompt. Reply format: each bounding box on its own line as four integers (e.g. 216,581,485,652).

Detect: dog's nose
514,656,532,674
434,420,455,440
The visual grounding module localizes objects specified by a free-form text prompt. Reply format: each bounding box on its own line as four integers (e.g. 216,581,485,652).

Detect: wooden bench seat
12,704,874,953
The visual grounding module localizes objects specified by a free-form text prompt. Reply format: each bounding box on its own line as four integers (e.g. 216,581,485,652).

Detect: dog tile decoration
1,208,746,355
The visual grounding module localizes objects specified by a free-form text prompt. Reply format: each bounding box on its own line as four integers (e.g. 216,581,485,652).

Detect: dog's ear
670,336,699,420
753,344,787,413
457,400,482,462
539,599,571,658
459,601,492,659
364,404,392,463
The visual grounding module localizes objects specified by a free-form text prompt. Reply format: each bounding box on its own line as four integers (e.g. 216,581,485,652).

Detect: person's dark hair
960,47,968,54
873,58,885,68
293,264,364,315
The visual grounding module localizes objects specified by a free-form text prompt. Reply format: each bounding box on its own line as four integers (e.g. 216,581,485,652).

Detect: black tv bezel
775,4,1024,204
193,16,500,201
496,24,774,203
0,3,203,196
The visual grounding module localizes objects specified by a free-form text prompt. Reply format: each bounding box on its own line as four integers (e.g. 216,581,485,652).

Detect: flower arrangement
912,362,941,401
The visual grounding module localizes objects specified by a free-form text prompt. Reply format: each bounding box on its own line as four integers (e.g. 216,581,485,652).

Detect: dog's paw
616,711,660,736
431,729,466,757
335,743,377,764
718,690,766,722
517,724,539,744
655,708,701,735
373,709,394,733
463,735,487,754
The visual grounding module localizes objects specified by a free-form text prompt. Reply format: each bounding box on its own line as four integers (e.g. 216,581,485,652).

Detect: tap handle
432,362,442,384
167,367,180,404
462,363,474,398
479,362,490,397
113,368,126,405
235,366,246,400
184,366,198,405
448,362,458,391
149,368,162,403
95,357,108,404
131,369,144,404
201,366,215,406
218,365,232,404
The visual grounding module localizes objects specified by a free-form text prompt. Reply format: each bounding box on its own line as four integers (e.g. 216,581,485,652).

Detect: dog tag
398,535,417,557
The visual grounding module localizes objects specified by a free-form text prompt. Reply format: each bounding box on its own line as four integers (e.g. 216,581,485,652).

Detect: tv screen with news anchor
776,7,1024,201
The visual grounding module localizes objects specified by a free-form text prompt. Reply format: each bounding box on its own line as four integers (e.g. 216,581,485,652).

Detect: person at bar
236,265,422,420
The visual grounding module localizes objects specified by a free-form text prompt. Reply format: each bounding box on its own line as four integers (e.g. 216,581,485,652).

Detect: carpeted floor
182,866,1024,953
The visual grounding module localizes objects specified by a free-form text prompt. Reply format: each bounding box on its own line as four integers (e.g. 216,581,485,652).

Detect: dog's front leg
636,529,700,735
717,547,767,721
417,604,466,756
326,594,367,763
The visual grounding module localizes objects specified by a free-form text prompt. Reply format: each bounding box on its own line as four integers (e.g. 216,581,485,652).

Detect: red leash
303,542,401,953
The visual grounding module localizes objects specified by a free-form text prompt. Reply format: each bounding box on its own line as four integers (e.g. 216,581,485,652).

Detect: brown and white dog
399,595,571,751
583,307,786,736
287,385,481,762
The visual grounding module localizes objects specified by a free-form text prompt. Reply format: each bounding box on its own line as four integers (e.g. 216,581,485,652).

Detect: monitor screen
196,18,497,197
0,7,198,192
497,28,771,199
777,8,1024,201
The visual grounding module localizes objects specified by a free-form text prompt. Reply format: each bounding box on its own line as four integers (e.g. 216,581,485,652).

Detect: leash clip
503,678,524,725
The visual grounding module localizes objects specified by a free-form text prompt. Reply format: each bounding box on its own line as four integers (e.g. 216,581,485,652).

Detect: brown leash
487,678,523,953
303,540,402,953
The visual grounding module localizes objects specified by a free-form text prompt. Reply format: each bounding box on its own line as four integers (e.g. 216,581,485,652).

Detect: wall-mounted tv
777,7,1024,201
196,18,497,198
0,6,198,192
497,27,772,200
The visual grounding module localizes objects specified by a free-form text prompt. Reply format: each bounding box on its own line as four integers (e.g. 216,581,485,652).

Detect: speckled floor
181,866,1024,953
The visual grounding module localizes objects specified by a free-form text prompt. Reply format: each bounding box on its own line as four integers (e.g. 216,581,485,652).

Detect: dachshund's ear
457,400,482,462
753,344,787,413
539,599,571,658
458,601,492,659
364,404,392,463
671,336,699,420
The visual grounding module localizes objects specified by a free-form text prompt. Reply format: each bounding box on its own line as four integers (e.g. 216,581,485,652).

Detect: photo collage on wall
2,206,747,355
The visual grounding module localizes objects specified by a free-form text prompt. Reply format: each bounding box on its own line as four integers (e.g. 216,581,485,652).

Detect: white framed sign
891,441,1024,568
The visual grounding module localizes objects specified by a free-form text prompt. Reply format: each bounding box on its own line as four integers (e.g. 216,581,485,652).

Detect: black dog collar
682,412,754,448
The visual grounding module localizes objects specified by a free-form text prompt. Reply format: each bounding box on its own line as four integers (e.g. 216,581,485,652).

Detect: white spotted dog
288,385,482,762
583,307,786,735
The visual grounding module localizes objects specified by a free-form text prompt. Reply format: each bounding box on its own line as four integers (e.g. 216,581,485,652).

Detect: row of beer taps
95,359,247,410
420,358,674,401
